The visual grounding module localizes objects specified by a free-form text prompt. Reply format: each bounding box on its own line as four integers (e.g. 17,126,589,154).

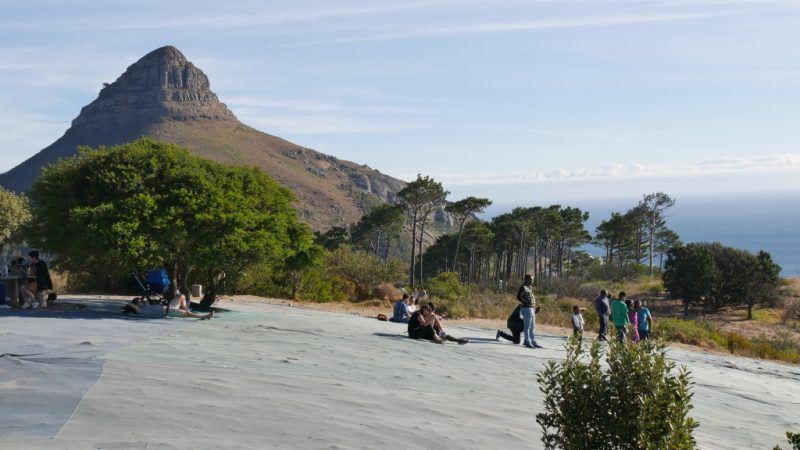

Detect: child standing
626,299,640,343
571,306,585,341
636,300,653,340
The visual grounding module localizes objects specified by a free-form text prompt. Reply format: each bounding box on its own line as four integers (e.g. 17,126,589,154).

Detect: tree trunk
408,212,418,287
452,221,466,272
384,230,391,269
649,217,656,278
418,220,426,285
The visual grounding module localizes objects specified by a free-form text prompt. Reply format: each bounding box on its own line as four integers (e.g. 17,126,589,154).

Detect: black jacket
506,305,524,333
33,260,53,291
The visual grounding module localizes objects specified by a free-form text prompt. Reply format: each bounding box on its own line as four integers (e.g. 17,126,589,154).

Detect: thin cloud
426,154,800,186
298,11,735,45
225,96,435,115
241,114,424,135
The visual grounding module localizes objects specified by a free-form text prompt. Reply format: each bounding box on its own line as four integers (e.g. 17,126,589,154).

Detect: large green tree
0,186,31,250
28,138,317,297
663,242,782,318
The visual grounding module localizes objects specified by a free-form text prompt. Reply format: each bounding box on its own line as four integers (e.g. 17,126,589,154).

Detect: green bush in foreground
774,431,800,450
537,338,698,450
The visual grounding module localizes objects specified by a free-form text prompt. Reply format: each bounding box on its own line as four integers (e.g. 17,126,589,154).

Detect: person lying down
124,294,214,320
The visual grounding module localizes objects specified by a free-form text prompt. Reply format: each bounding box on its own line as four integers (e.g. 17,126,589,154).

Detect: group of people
594,290,653,343
1,251,53,309
389,287,427,323
390,276,654,348
388,286,469,344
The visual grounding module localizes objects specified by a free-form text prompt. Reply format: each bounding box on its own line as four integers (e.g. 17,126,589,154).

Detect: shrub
324,246,404,300
296,267,348,303
775,431,800,450
783,299,800,324
425,272,467,301
372,282,402,302
537,338,698,450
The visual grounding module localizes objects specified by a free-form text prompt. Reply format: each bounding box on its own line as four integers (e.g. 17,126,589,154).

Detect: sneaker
458,338,469,345
524,342,535,349
533,342,544,349
21,303,31,309
495,330,501,341
32,302,39,309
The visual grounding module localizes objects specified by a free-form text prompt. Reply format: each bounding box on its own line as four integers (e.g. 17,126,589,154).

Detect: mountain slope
0,46,405,230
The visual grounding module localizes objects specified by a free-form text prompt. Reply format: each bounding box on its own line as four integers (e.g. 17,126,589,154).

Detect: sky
2,0,800,205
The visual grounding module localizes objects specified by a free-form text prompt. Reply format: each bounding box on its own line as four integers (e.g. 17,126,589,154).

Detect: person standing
627,299,640,343
517,274,542,349
611,291,630,343
637,300,653,340
571,306,585,342
28,251,53,308
594,289,610,341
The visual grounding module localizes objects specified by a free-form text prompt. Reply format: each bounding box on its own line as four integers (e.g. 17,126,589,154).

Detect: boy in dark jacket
28,251,53,308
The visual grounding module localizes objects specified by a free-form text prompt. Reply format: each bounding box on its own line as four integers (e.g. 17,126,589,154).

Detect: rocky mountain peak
71,45,236,129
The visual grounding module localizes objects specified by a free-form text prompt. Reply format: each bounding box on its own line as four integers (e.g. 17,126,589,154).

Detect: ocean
482,190,800,277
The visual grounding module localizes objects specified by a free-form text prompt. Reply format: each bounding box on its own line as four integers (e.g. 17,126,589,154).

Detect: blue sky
2,0,800,204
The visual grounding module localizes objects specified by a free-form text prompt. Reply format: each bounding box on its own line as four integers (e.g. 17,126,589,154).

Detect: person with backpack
496,305,524,344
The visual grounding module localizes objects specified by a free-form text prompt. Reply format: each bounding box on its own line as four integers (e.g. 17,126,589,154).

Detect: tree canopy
28,138,317,295
0,186,31,250
663,242,781,318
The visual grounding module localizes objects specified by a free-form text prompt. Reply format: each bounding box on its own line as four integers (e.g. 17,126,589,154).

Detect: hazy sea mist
483,190,800,277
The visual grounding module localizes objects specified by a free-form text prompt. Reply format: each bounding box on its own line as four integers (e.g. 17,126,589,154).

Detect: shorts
639,329,650,340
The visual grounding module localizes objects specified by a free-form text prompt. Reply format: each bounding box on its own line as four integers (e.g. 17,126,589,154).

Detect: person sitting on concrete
407,304,443,343
125,298,214,319
12,258,38,309
390,293,412,323
406,303,468,344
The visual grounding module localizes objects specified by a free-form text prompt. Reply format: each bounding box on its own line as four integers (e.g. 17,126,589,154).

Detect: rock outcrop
71,46,236,129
